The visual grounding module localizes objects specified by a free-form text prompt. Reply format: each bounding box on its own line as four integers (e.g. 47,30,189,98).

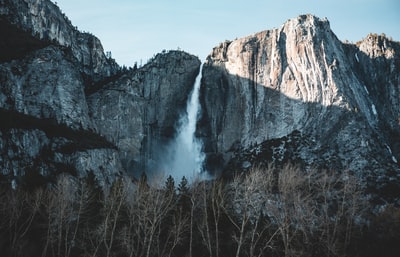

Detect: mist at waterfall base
155,65,208,182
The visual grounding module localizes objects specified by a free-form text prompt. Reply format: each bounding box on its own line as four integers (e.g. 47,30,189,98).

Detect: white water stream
160,64,206,181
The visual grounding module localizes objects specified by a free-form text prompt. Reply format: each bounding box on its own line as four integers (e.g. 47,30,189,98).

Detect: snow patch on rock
371,104,377,116
355,52,360,63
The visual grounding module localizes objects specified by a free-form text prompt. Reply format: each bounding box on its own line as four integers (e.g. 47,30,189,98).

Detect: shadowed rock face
199,15,400,197
87,51,201,175
0,44,121,184
0,0,201,184
0,46,93,130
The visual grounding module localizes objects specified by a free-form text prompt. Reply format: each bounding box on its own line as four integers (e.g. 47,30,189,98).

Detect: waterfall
160,64,206,181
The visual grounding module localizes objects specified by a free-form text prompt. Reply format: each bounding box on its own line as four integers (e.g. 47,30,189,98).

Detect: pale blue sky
55,0,399,66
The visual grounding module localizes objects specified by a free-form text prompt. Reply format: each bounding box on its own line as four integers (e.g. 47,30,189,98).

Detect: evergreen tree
178,176,188,194
138,172,149,192
177,176,190,212
165,175,176,197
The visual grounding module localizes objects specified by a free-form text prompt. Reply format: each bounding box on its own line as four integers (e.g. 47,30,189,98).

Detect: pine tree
178,176,188,193
177,176,190,214
165,175,176,197
138,172,149,192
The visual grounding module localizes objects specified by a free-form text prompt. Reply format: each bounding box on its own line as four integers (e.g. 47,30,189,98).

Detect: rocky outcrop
0,0,119,84
0,46,93,130
0,108,122,186
200,14,400,198
0,0,201,185
0,41,122,184
87,51,201,175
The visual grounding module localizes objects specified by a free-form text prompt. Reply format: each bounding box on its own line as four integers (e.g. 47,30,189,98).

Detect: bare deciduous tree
42,174,93,257
196,179,226,257
268,164,316,256
0,165,369,257
0,185,44,257
88,177,127,257
120,175,177,257
314,170,366,257
225,167,278,257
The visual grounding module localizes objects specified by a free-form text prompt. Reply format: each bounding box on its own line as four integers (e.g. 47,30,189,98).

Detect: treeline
0,165,399,257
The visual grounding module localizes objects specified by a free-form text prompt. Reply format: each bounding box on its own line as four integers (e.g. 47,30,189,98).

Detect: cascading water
160,64,206,181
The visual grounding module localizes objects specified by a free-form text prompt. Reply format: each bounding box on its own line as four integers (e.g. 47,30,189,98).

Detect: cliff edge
200,14,400,201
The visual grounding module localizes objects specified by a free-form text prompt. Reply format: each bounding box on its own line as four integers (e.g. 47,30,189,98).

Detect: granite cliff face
0,0,201,184
199,15,400,198
1,0,399,200
87,52,201,175
0,0,119,84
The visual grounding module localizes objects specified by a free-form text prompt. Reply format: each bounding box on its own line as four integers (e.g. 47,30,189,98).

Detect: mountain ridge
0,0,201,184
199,14,400,202
0,1,399,204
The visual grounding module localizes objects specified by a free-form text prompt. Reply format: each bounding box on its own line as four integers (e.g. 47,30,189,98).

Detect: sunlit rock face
200,14,400,193
0,0,119,84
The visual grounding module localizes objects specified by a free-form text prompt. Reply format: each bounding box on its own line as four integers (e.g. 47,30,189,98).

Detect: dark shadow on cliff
0,19,51,62
197,64,400,202
343,39,400,161
0,108,115,151
0,108,118,184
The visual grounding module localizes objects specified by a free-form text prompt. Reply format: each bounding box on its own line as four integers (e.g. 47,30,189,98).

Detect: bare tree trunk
235,215,247,257
212,180,225,257
199,182,213,257
189,198,194,257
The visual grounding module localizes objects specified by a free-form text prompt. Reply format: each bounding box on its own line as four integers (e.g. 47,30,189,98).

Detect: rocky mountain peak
282,14,331,37
200,15,400,201
208,14,333,65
